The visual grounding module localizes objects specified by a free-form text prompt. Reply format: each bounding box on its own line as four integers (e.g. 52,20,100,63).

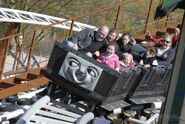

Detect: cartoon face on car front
59,52,103,91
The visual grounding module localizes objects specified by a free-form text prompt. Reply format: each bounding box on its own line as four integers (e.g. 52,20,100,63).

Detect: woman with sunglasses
156,34,175,65
145,29,180,48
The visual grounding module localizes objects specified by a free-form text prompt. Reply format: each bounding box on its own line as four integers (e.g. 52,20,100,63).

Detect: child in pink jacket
97,43,120,71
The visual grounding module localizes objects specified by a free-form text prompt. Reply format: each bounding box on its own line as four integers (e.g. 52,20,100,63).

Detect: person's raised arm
69,28,91,49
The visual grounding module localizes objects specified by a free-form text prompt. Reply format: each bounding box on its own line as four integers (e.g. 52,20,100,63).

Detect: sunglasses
164,40,171,43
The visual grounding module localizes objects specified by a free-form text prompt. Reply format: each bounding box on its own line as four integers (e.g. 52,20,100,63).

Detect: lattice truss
0,8,97,31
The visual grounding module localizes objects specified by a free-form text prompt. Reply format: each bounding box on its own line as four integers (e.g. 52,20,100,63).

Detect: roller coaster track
0,68,49,99
0,7,97,31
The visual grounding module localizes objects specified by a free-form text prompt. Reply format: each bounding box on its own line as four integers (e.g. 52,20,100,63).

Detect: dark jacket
116,38,132,53
69,28,107,53
116,38,147,61
116,38,132,60
156,48,175,65
142,55,157,67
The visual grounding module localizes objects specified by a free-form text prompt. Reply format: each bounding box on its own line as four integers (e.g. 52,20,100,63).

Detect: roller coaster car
44,41,172,111
127,65,172,104
44,41,132,108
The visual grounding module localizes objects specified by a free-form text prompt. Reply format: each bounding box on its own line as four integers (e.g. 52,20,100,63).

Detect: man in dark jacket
69,25,109,55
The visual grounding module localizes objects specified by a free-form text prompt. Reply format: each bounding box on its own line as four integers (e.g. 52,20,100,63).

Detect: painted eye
68,58,79,67
69,61,79,67
87,67,98,77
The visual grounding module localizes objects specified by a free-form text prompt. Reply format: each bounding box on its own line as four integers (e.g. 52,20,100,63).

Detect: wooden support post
68,20,75,37
0,23,18,78
144,0,153,33
114,5,121,30
26,30,36,72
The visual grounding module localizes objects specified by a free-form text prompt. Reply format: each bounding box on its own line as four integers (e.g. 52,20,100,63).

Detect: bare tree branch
62,0,73,7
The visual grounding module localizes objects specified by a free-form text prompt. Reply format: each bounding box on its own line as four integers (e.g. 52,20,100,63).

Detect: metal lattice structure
0,7,97,31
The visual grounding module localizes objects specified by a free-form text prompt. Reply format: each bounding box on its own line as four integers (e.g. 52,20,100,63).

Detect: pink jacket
97,52,120,70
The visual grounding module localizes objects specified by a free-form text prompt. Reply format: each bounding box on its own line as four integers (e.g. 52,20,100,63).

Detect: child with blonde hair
120,53,135,69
